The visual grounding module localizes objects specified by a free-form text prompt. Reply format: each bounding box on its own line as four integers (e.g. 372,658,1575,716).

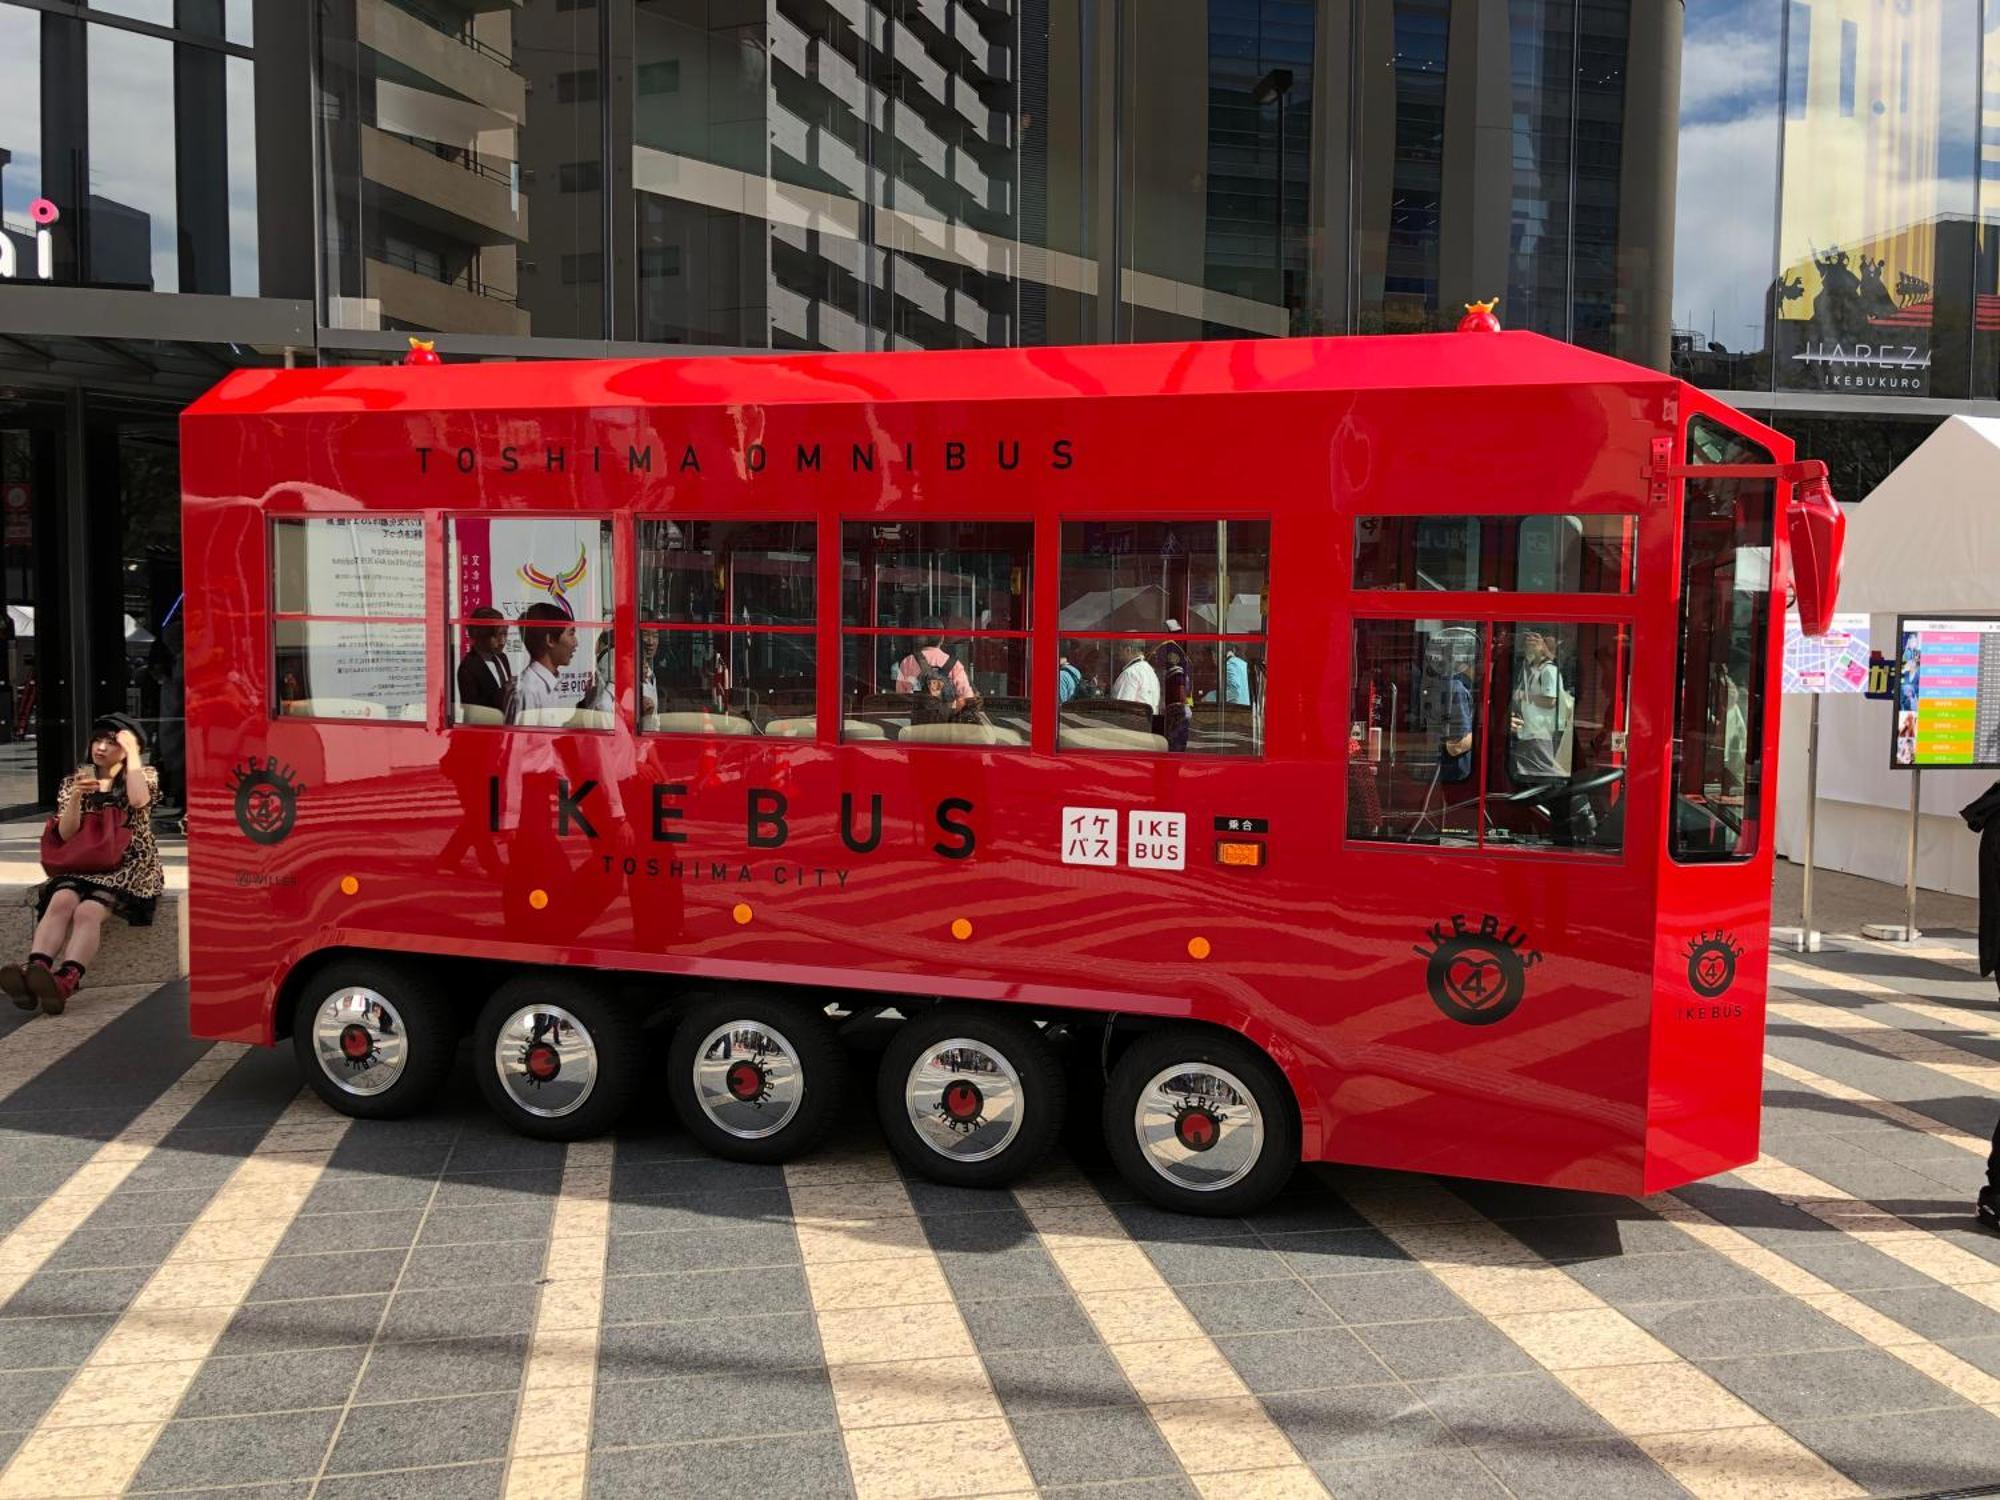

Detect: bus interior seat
898,721,1026,747
1062,700,1155,734
1057,724,1170,753
642,711,757,736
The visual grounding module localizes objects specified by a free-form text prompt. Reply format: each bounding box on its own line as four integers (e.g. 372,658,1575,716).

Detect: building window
636,60,680,96
560,252,603,285
1838,19,1858,117
1786,2,1811,118
640,246,681,278
1348,619,1630,854
271,518,427,722
842,522,1031,747
1352,515,1638,593
557,69,600,104
638,521,816,736
558,161,603,194
1057,521,1269,756
448,518,615,730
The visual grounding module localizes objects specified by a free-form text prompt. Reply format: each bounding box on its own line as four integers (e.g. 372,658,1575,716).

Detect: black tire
474,975,643,1141
878,1006,1065,1189
291,956,458,1121
1102,1027,1298,1217
666,991,846,1164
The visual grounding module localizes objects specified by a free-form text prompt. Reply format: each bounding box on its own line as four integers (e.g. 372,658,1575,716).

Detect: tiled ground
0,938,1989,1497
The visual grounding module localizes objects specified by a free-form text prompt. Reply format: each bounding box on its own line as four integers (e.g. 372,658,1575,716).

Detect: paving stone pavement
0,945,1989,1497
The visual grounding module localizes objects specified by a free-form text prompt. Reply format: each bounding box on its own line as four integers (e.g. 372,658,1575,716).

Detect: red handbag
41,804,132,876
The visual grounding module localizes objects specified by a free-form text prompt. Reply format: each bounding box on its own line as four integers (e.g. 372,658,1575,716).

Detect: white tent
1774,414,2000,898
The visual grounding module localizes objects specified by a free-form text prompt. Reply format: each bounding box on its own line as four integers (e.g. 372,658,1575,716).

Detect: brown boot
0,956,49,1011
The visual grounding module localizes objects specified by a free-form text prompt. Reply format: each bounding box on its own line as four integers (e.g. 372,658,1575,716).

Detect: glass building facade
1673,0,2000,499
0,0,1682,815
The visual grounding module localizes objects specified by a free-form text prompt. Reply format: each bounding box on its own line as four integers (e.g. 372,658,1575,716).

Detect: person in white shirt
509,603,579,725
1110,640,1161,716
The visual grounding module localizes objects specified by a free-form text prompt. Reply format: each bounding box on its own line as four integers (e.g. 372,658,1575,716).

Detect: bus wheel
879,1007,1064,1189
474,977,642,1141
1103,1028,1297,1217
292,958,456,1121
666,994,845,1164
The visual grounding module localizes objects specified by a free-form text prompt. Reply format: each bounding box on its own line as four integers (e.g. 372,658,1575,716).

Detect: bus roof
184,330,1677,420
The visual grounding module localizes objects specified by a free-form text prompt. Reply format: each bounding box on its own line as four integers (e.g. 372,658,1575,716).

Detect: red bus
180,330,1844,1216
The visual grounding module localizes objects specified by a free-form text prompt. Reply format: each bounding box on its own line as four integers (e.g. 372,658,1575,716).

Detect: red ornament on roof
1457,298,1502,333
404,337,441,367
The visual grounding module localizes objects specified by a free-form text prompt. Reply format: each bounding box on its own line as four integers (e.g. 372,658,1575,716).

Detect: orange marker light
951,918,973,941
1188,936,1212,960
1215,841,1266,868
732,903,753,925
529,889,549,910
339,876,359,896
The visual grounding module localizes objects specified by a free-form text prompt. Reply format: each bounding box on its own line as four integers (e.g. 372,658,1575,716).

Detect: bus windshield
1672,417,1773,861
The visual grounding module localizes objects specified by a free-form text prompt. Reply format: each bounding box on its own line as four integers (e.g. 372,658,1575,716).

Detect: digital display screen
1891,616,2000,770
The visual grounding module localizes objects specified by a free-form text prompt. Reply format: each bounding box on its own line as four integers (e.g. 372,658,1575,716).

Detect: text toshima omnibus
179,327,1844,1216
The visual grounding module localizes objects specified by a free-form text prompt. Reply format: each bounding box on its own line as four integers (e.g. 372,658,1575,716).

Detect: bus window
271,517,426,722
1349,619,1630,853
1672,419,1773,861
638,521,815,736
1057,521,1269,755
1353,514,1637,593
841,522,1031,747
448,517,614,730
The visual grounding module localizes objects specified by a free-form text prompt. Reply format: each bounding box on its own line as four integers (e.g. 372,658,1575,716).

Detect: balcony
361,125,527,248
365,255,529,337
359,0,526,121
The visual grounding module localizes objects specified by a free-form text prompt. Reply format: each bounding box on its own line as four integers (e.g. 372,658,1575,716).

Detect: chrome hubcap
492,1003,598,1118
691,1021,804,1139
904,1038,1024,1163
1133,1063,1263,1192
311,987,408,1097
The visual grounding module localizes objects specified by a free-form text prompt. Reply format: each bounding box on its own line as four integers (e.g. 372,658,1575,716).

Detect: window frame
1667,417,1776,864
836,516,1040,752
1053,514,1273,760
636,516,820,740
268,514,429,728
444,511,619,735
1344,504,1643,864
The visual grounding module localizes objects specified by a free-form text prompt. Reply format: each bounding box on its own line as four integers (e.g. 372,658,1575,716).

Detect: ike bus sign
0,199,59,282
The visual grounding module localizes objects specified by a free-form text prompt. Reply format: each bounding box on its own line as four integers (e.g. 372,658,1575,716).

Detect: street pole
1863,765,1924,942
1798,695,1820,951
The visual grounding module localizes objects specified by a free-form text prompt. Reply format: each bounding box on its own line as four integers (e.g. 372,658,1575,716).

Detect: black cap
89,712,147,752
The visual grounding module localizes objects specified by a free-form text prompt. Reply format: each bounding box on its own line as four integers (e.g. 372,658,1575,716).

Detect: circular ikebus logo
1424,933,1529,1026
1686,933,1742,999
229,759,304,845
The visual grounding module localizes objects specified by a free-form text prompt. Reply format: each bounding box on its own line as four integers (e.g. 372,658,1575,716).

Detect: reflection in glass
1059,521,1270,635
841,522,1030,631
0,5,41,244
1349,619,1484,844
1352,515,1637,593
644,629,815,736
1776,0,1978,398
321,0,603,337
88,24,178,291
1673,0,1784,388
638,521,815,626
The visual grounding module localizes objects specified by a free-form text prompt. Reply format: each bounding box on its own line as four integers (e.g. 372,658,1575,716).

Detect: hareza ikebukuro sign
0,200,59,282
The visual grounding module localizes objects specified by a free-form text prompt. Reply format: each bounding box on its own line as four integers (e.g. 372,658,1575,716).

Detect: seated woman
1,714,165,1015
